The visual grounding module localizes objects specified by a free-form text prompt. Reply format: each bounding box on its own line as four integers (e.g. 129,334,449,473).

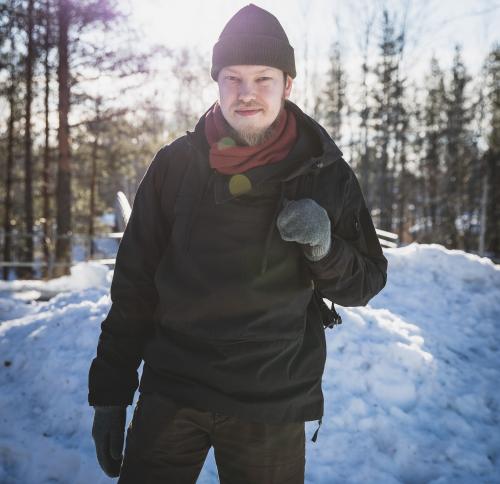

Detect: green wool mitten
276,198,331,261
92,405,127,478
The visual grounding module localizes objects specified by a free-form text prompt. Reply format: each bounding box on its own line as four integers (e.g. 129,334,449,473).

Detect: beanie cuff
211,34,296,81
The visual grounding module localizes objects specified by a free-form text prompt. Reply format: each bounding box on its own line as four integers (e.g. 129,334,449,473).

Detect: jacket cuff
93,405,127,411
303,236,332,262
88,357,138,407
303,232,343,278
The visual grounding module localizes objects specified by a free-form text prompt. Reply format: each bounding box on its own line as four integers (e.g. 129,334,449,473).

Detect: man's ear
284,74,293,99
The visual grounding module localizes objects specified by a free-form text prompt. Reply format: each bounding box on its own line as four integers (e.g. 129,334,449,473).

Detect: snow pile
0,261,110,297
313,244,500,483
0,244,499,483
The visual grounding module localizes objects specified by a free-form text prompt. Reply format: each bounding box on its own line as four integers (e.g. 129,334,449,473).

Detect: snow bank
0,245,499,483
0,261,110,297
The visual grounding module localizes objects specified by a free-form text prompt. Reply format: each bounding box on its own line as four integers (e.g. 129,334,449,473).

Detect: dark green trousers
117,391,306,484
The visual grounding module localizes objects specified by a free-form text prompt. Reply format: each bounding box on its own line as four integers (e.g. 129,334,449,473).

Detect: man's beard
223,97,286,147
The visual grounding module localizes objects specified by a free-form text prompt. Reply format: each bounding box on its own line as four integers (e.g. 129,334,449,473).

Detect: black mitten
92,405,127,477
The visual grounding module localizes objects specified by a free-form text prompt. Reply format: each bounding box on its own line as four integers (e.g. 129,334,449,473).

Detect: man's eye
258,77,271,81
227,76,239,81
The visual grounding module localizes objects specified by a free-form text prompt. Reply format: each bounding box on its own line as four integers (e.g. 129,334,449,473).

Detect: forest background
1,0,499,279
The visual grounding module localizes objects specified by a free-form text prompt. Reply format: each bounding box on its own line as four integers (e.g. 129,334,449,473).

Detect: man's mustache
235,105,262,110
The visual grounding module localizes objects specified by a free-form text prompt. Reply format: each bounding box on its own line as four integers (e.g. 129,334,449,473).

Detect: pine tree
442,45,474,249
421,56,447,243
40,0,57,278
357,16,375,208
370,9,406,232
317,40,347,143
53,0,127,276
480,43,500,259
170,47,212,138
19,0,37,278
1,0,25,280
393,71,409,242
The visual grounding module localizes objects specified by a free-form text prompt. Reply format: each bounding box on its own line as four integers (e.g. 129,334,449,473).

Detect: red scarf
204,100,298,175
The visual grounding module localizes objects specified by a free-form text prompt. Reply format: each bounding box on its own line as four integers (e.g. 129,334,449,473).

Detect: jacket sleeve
305,159,388,307
88,146,170,406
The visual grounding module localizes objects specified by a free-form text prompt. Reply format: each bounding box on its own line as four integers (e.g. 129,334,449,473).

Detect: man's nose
238,81,256,103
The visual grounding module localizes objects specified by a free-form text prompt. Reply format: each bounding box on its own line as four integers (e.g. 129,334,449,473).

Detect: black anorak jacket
88,99,388,428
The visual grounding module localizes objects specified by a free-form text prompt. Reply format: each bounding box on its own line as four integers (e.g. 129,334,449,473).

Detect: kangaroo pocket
153,190,313,342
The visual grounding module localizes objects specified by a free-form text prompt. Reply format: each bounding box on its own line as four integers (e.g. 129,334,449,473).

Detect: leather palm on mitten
276,198,331,261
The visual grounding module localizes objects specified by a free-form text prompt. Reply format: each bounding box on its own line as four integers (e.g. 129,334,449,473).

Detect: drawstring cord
311,417,322,442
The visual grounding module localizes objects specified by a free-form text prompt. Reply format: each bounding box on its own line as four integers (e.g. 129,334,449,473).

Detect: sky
100,0,500,131
120,0,500,84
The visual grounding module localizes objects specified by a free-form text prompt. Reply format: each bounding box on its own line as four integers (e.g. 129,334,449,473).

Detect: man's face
217,65,293,146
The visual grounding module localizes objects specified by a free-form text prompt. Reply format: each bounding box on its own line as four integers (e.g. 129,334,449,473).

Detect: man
89,3,387,483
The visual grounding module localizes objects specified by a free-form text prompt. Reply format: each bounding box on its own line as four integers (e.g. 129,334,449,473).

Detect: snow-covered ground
0,243,499,483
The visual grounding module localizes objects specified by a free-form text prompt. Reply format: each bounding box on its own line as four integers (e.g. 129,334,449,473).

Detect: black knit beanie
211,3,296,82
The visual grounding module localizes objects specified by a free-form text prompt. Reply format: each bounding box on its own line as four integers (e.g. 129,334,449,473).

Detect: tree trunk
359,21,372,206
2,39,16,281
485,148,500,257
478,157,488,255
21,0,35,279
54,0,72,277
89,119,99,258
397,154,407,242
42,0,53,279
